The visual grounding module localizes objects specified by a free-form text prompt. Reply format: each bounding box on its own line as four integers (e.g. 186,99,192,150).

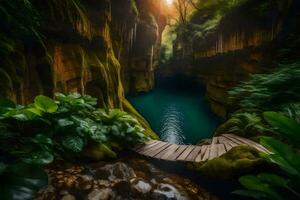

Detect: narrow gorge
0,0,300,200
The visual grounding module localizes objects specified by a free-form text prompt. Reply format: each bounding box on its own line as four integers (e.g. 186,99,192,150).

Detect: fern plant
229,62,300,111
216,112,268,137
233,112,300,200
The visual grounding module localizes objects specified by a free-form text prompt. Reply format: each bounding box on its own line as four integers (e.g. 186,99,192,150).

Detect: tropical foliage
216,112,267,137
0,93,148,200
188,0,248,40
229,62,300,111
174,0,281,48
233,112,300,200
0,93,148,162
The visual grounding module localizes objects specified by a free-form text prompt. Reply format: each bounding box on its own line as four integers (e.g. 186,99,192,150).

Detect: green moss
130,0,139,16
190,145,265,179
83,143,117,161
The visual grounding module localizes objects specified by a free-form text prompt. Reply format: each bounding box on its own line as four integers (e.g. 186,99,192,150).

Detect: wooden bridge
133,134,270,162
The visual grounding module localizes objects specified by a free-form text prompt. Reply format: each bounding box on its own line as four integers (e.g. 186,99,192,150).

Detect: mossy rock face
190,145,265,179
83,143,117,161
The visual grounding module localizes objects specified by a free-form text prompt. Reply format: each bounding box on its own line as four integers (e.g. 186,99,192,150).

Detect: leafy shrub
281,103,300,124
216,112,268,137
233,112,300,200
0,93,148,199
263,111,300,147
229,63,300,111
188,0,248,41
0,93,148,163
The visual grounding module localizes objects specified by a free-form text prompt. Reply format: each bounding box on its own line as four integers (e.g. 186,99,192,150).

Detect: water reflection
160,104,185,144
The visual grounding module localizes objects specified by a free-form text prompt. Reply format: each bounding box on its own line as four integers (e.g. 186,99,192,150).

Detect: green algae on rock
190,145,265,179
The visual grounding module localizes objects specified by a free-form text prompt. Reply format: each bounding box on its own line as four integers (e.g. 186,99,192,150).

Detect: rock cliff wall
112,0,166,93
163,0,293,119
0,0,164,138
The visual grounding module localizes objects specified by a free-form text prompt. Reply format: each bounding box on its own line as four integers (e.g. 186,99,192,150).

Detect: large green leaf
263,112,300,143
238,175,284,200
3,108,39,121
0,163,48,200
21,151,54,165
234,173,298,200
260,137,300,176
62,135,84,153
31,134,53,146
26,107,43,116
257,173,290,188
233,189,267,199
57,118,74,127
34,95,58,113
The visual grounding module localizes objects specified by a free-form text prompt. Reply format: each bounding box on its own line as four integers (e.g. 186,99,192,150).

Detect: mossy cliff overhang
112,0,167,94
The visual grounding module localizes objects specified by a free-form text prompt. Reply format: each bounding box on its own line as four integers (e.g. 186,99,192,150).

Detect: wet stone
37,158,218,200
87,188,114,200
60,194,76,200
132,178,152,194
152,183,189,200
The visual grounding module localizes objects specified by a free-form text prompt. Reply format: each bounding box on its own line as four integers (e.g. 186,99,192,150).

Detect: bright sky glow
165,0,174,6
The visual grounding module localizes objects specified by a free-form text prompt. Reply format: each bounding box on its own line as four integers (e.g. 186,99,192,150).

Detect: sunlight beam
165,0,174,6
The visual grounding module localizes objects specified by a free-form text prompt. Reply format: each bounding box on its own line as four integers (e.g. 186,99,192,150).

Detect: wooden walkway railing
133,134,270,162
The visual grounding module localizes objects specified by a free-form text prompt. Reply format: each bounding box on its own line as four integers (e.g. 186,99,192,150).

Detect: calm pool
128,82,220,144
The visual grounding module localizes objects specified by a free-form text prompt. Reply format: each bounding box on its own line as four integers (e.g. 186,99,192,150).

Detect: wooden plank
223,142,233,151
225,134,270,153
195,145,208,162
141,141,168,155
209,144,218,160
136,142,162,154
140,141,167,155
217,144,226,157
177,146,195,161
135,140,160,153
208,137,218,160
202,145,211,161
211,137,218,144
232,134,270,153
160,144,180,160
133,140,157,151
217,136,229,144
227,141,238,147
186,146,202,161
222,135,244,145
217,136,235,151
155,144,179,159
165,145,188,161
147,143,173,157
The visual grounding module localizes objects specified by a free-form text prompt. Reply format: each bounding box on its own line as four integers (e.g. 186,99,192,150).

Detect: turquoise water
128,87,220,144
